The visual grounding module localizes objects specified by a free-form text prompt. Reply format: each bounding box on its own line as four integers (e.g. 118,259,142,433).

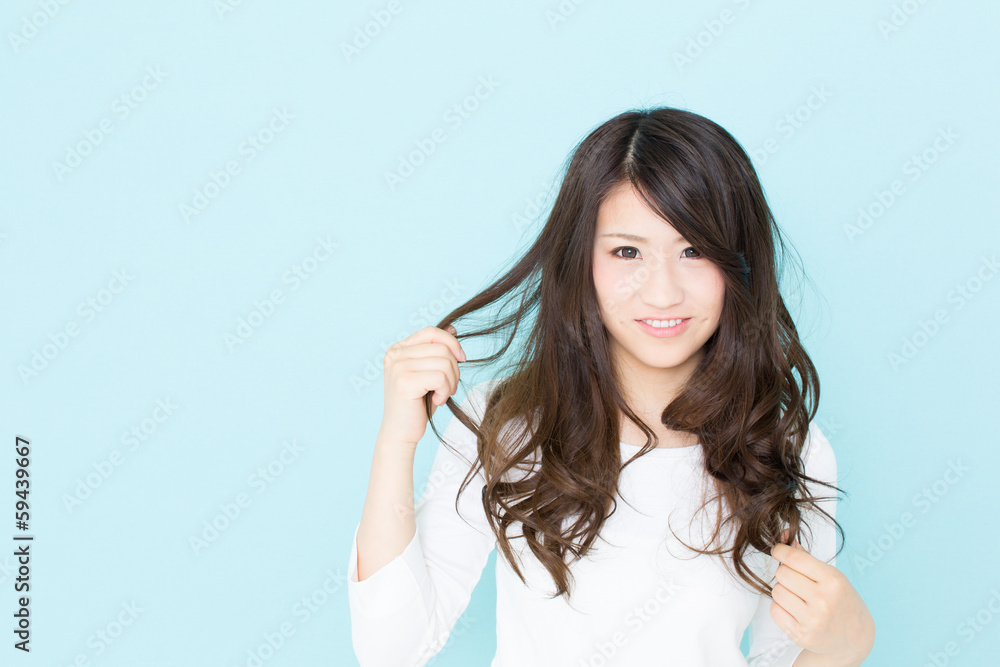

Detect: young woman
347,107,875,666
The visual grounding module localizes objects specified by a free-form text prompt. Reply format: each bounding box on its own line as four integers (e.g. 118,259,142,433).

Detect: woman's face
592,183,726,385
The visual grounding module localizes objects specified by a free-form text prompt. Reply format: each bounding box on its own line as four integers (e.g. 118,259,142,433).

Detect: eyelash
611,246,702,261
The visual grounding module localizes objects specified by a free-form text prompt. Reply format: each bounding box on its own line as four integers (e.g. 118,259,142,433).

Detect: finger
395,343,460,390
774,561,819,603
408,369,452,417
768,598,799,641
771,529,791,557
398,341,462,366
770,581,807,621
435,325,466,362
447,326,467,361
407,369,450,419
401,356,459,401
398,325,466,364
771,542,825,583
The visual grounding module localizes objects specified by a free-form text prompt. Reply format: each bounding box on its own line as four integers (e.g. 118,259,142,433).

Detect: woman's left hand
769,533,876,666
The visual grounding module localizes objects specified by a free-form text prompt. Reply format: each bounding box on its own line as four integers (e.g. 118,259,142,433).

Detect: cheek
592,261,630,322
703,271,727,318
592,261,617,301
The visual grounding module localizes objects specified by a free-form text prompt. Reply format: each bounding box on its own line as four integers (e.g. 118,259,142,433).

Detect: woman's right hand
379,324,467,447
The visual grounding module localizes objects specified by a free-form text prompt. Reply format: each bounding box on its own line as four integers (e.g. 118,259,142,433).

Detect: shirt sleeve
347,379,498,667
746,421,839,667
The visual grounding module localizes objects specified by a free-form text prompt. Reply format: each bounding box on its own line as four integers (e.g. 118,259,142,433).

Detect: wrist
375,428,421,451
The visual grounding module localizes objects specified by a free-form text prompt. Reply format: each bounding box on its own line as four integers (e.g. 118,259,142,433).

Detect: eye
611,246,640,260
611,245,702,261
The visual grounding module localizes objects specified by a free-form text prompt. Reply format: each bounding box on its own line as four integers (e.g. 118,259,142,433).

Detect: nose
641,256,684,306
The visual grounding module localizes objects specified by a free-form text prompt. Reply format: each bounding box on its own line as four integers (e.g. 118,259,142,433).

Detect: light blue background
1,1,998,665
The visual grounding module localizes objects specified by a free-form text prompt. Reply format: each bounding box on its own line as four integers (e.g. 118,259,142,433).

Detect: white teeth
642,319,684,328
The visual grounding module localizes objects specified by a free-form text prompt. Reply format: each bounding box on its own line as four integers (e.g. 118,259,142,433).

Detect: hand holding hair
769,530,876,666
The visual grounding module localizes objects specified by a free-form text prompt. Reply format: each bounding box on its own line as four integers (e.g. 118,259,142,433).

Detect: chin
625,346,693,367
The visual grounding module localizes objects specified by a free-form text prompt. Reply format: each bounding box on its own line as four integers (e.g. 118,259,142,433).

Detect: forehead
595,184,682,241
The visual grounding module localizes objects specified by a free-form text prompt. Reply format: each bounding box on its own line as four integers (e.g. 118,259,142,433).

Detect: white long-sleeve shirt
348,378,838,667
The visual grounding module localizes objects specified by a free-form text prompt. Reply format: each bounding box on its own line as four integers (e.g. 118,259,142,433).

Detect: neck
613,347,703,412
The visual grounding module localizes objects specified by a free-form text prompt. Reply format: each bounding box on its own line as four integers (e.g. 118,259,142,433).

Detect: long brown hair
426,106,844,600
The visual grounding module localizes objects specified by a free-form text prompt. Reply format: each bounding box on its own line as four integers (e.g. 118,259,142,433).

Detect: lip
635,317,691,338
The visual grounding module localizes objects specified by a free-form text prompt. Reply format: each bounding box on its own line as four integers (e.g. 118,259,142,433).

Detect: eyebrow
599,232,685,244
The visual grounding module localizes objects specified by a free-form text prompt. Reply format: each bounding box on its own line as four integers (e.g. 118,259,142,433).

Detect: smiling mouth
635,318,691,337
637,318,688,328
